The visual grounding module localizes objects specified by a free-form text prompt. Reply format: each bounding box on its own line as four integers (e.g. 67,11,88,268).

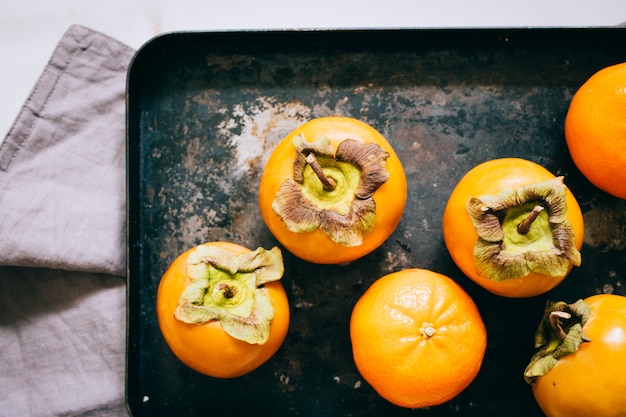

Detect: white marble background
2,0,626,142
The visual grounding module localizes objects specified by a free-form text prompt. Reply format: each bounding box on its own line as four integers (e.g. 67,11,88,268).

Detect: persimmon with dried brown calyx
442,158,584,298
525,294,626,417
259,116,407,264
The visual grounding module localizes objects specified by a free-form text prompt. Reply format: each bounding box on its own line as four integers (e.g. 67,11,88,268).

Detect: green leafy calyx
174,245,284,345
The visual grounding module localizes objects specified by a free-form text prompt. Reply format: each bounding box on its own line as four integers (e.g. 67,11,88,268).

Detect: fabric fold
0,24,136,417
0,266,127,417
0,24,135,276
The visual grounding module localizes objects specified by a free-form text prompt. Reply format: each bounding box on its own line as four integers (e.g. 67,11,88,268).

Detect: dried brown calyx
524,299,591,383
271,134,390,247
466,177,582,282
174,245,284,344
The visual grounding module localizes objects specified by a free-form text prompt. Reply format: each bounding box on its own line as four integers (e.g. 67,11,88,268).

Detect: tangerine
565,62,626,199
349,268,487,409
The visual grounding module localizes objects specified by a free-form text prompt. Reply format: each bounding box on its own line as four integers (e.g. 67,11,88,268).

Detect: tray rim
126,25,626,69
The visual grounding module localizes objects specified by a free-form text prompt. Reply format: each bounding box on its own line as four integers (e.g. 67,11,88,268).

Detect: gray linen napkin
0,25,135,417
0,267,127,417
0,24,134,277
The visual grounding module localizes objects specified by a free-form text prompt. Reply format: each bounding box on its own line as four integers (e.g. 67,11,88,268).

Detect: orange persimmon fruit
565,62,626,199
442,158,584,298
259,116,407,264
156,241,290,378
525,294,626,417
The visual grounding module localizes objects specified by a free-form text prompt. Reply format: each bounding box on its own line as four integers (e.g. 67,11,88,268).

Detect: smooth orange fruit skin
532,294,626,417
259,116,407,264
349,268,487,409
565,62,626,199
442,158,584,298
156,241,290,378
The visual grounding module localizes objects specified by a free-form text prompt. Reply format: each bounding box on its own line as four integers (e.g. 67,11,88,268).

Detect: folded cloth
0,267,127,417
0,24,135,277
0,25,135,417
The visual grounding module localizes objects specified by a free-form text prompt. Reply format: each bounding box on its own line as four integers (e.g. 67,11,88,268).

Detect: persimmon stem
305,152,336,191
517,205,544,234
549,310,571,341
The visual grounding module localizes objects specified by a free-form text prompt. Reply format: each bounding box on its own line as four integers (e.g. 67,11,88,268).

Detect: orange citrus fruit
565,62,626,199
349,268,487,409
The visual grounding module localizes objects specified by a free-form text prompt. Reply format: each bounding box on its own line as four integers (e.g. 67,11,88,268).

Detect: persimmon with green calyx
524,294,626,417
259,116,407,264
156,241,290,378
442,158,583,298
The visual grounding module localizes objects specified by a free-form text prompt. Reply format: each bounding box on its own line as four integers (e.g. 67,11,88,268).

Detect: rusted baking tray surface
126,28,626,417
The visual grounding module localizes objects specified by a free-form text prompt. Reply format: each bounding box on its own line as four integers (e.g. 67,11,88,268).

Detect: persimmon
565,62,626,199
525,294,626,417
259,116,407,264
442,158,584,298
349,268,487,409
156,241,290,378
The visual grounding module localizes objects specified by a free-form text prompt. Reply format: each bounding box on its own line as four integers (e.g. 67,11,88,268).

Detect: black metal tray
126,28,626,417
